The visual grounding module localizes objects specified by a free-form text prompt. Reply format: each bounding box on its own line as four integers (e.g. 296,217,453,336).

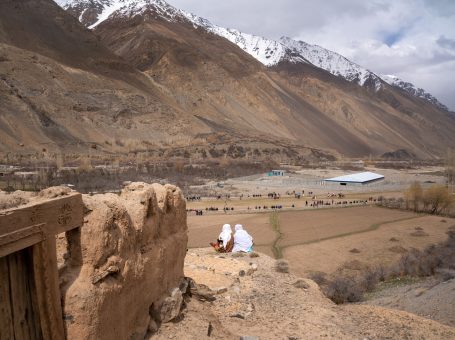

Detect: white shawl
218,224,232,248
233,224,253,253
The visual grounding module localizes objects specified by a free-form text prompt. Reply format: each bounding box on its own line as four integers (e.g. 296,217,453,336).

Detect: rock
91,265,120,284
216,287,228,294
240,336,259,340
414,288,427,297
247,263,258,275
154,288,184,323
179,277,189,294
39,186,71,198
239,270,246,277
148,318,158,333
189,282,217,302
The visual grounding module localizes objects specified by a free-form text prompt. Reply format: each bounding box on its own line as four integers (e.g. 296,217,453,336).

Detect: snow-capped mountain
279,37,383,90
55,0,448,110
381,75,448,111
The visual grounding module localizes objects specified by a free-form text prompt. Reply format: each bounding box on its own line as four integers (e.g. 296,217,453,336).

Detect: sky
170,0,455,111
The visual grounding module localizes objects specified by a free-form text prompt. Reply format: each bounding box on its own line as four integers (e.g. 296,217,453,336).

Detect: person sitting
210,224,234,253
232,224,254,253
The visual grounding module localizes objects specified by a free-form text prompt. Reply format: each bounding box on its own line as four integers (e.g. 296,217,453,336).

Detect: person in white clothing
210,224,234,253
232,224,254,253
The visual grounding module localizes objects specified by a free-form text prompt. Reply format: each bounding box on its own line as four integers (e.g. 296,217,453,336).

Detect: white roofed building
324,172,384,186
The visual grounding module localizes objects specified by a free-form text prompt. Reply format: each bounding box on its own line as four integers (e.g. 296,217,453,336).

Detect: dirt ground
284,214,453,277
188,206,454,275
151,248,455,339
188,165,446,199
277,206,417,248
361,276,455,327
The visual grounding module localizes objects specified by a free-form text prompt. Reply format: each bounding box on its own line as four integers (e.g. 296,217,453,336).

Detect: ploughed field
187,206,454,277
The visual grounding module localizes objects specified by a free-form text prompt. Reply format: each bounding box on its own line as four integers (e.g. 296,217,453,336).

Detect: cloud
169,0,455,110
437,35,455,50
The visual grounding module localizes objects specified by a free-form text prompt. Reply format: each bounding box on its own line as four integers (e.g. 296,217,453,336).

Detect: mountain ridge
1,0,454,162
55,0,449,111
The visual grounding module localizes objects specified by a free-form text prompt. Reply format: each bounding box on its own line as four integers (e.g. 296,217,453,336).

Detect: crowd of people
186,191,382,216
210,224,254,253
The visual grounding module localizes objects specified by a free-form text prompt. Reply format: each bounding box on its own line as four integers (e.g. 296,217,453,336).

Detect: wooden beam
0,223,45,258
0,256,14,340
0,193,83,238
32,238,65,340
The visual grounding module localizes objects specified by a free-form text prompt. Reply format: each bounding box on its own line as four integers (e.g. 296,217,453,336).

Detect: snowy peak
279,37,383,90
381,75,448,111
55,0,448,110
55,0,187,28
210,27,286,66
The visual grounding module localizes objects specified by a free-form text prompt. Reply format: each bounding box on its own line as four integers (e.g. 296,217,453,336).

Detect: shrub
308,271,327,285
360,268,380,292
422,185,453,214
410,230,429,237
324,277,364,304
275,259,289,273
293,279,310,289
405,181,423,211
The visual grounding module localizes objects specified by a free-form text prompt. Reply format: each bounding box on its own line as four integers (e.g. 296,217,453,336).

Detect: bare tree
446,148,455,194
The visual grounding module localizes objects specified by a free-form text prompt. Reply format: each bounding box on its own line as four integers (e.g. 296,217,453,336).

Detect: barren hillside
1,0,454,164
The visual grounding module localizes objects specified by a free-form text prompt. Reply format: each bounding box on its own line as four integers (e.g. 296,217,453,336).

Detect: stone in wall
59,183,188,339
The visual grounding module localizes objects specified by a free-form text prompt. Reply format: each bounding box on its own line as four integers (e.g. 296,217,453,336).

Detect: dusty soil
150,248,455,339
188,166,447,199
284,214,453,277
278,206,416,248
187,206,450,270
362,276,455,327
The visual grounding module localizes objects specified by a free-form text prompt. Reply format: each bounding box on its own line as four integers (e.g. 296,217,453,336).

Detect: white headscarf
233,224,253,253
218,224,232,248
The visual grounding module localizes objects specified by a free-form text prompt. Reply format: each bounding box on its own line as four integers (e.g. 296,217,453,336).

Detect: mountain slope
54,0,455,159
1,0,454,162
381,74,448,111
56,0,449,111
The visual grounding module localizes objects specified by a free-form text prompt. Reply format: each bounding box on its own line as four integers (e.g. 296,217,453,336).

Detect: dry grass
389,246,408,254
411,230,429,237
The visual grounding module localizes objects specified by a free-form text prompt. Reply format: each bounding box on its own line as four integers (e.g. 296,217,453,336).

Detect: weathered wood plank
0,223,45,258
0,193,83,237
33,238,65,340
0,256,14,340
8,249,42,340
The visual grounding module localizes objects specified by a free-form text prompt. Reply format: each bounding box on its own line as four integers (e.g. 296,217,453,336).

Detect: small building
324,172,384,186
268,170,285,177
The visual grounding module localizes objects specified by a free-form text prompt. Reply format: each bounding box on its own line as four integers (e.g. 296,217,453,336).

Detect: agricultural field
187,206,454,276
